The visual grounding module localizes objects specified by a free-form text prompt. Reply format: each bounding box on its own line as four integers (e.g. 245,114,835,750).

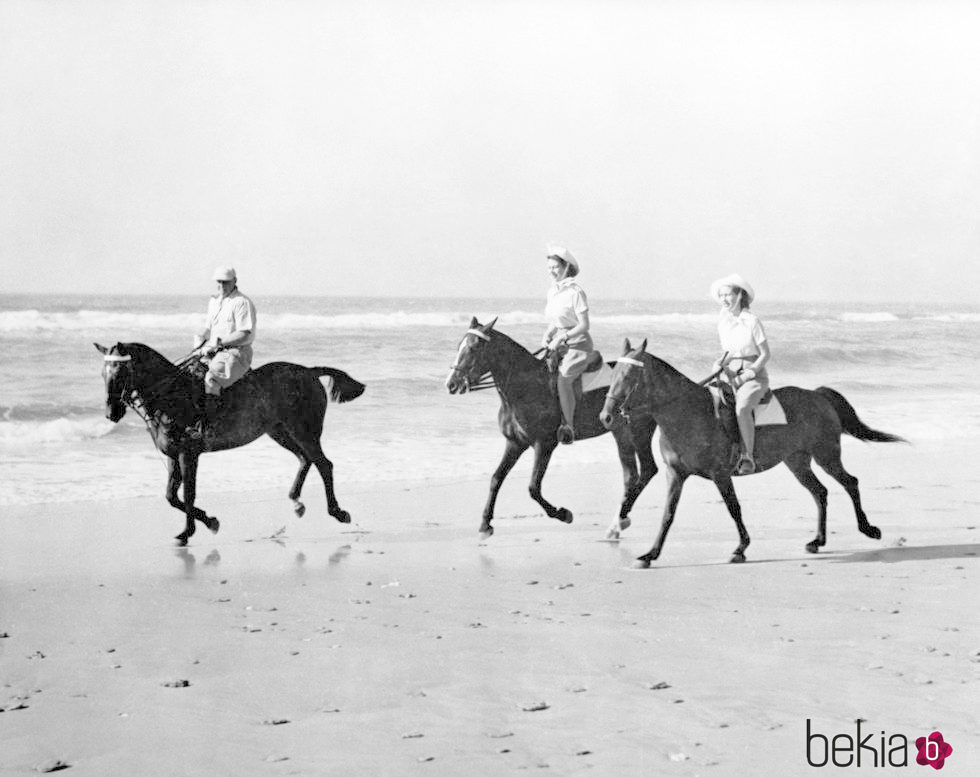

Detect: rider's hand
204,345,220,357
741,368,756,382
548,335,567,352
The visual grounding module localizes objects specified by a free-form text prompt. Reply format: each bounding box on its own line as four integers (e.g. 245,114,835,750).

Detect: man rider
185,266,257,439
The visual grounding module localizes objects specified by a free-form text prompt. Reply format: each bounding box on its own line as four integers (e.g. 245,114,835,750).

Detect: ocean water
1,293,978,506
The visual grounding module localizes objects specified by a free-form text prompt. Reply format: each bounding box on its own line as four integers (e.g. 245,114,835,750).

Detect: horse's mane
119,342,177,370
644,353,699,388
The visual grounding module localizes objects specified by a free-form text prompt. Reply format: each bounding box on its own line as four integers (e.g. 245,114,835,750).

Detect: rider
185,266,257,439
710,273,770,475
541,244,594,445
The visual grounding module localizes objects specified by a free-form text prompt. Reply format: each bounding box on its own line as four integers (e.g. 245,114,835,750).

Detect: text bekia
805,720,953,769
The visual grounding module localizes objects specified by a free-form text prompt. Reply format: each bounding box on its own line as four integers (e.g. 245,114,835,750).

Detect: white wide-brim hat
213,265,237,282
710,273,754,305
546,243,579,275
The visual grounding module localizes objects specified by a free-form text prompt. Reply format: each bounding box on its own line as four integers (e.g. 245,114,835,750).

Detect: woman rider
710,273,771,474
541,244,594,445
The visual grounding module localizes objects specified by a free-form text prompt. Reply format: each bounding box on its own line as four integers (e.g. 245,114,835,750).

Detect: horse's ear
622,338,631,355
639,338,647,353
94,343,107,355
485,317,498,332
469,316,479,329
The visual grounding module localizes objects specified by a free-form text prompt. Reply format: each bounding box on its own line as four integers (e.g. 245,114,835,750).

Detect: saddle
545,348,605,400
708,382,786,466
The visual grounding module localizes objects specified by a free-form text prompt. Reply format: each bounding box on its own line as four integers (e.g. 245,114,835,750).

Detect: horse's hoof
605,528,620,541
333,510,351,524
479,527,494,541
174,535,189,547
861,524,882,540
293,501,306,518
206,518,220,535
633,557,652,570
805,540,822,554
729,552,746,564
555,507,573,524
619,516,631,532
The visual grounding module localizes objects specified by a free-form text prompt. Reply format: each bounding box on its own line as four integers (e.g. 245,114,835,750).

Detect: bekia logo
806,720,953,769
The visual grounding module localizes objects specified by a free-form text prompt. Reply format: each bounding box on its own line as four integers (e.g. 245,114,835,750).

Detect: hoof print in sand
161,680,190,688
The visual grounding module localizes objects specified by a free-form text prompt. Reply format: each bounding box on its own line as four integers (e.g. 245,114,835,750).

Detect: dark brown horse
95,342,364,546
445,318,658,539
599,339,906,566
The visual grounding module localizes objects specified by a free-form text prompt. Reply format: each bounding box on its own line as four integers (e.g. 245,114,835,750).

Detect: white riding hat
213,265,237,282
546,243,579,275
710,273,755,305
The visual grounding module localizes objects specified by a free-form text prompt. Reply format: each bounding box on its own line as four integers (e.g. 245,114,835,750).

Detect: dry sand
1,437,977,775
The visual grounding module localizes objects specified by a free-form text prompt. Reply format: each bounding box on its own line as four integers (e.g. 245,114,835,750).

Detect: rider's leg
557,375,576,443
734,380,766,473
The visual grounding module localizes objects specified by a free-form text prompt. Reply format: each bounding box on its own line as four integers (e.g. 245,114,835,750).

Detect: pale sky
2,0,978,302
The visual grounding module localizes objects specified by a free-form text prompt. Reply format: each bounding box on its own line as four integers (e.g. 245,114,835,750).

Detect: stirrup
736,454,756,475
557,424,575,445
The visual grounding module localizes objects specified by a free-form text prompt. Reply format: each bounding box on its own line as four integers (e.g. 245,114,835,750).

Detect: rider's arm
739,340,770,383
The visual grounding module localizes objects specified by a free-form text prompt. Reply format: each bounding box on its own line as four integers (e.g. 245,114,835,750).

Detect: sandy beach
1,435,976,776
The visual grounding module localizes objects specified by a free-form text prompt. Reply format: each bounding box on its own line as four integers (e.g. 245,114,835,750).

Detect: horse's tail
816,386,907,443
310,368,366,403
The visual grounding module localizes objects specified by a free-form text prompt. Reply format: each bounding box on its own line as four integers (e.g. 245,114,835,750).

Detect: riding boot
557,382,576,445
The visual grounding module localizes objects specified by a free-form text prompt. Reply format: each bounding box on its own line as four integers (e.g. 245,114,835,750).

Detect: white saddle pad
707,386,788,427
581,363,614,394
755,392,787,426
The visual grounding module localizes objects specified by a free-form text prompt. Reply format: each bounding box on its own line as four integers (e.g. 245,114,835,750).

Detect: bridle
102,352,175,426
447,328,497,393
604,356,647,423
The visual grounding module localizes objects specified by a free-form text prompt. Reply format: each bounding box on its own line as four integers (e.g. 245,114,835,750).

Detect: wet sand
1,438,977,775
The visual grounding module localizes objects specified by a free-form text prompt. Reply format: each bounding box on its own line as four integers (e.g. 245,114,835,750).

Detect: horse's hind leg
784,452,829,553
268,426,313,517
814,444,881,541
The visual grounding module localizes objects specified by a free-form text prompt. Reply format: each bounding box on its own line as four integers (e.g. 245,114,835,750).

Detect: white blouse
545,279,589,344
718,309,766,358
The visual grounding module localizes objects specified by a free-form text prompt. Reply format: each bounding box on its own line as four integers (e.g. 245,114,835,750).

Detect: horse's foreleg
815,447,881,541
529,440,570,525
713,474,750,563
167,455,217,546
175,452,218,546
608,420,659,539
636,467,687,568
480,440,526,538
784,452,829,553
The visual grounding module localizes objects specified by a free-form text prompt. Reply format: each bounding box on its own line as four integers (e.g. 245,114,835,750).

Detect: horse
95,342,365,546
598,339,906,567
444,317,659,539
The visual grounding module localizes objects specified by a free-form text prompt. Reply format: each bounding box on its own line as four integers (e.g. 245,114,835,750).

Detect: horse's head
445,316,498,394
95,342,134,422
600,337,649,429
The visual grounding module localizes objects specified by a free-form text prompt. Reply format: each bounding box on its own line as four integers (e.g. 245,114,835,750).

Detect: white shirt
545,278,589,338
199,289,257,365
718,309,766,358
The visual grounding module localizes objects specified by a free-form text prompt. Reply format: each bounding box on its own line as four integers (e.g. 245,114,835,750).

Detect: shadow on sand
832,543,980,564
